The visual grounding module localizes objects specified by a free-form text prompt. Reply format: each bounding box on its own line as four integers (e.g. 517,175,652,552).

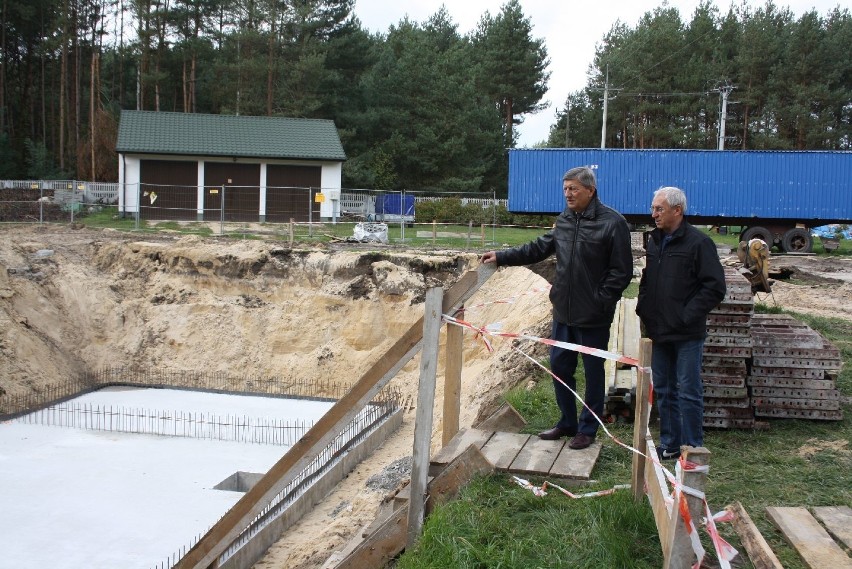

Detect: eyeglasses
650,206,667,214
564,185,589,194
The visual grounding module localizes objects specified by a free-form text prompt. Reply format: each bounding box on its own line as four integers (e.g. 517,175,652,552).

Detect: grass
397,306,852,569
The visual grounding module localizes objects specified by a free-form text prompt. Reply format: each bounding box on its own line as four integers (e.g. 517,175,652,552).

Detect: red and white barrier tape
443,311,737,567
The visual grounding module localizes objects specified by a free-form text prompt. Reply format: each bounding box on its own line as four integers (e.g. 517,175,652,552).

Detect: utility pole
716,84,734,150
600,65,610,149
565,101,571,147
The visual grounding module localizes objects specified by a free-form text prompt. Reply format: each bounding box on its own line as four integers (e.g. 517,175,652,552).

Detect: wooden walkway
430,427,600,480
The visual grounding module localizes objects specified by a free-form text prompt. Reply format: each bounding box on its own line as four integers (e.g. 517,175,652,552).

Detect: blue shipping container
508,148,852,225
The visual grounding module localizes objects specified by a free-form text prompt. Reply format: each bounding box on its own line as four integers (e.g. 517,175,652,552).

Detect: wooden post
432,219,437,245
442,304,463,447
480,223,485,247
407,287,443,548
631,338,653,501
663,446,711,569
289,218,294,247
467,220,473,248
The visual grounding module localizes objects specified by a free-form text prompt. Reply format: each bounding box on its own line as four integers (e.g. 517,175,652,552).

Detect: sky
0,387,337,569
352,0,844,147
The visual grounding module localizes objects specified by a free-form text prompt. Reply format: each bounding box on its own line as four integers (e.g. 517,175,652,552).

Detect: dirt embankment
4,224,851,568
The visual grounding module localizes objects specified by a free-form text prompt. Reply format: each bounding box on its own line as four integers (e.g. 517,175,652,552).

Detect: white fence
0,180,119,204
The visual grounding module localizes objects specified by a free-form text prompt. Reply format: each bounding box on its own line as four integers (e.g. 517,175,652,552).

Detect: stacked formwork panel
749,314,844,421
702,268,755,429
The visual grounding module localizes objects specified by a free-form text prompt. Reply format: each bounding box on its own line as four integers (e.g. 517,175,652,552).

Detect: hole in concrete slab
214,471,264,493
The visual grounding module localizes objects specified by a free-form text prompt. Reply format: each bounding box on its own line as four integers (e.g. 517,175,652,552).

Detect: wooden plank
474,402,527,433
480,431,529,470
425,445,494,515
812,506,852,551
175,264,496,569
605,300,622,393
644,437,672,546
664,447,710,569
621,298,641,362
442,305,464,446
429,428,493,476
408,288,444,548
334,445,494,569
548,441,602,480
726,501,783,569
334,504,408,569
508,436,564,476
631,339,653,502
766,506,852,569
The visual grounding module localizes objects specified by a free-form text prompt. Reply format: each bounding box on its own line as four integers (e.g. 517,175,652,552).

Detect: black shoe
568,433,595,449
657,447,681,461
538,426,575,440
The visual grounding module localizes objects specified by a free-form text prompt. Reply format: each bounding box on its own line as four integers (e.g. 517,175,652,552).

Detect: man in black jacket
481,166,633,450
636,186,726,460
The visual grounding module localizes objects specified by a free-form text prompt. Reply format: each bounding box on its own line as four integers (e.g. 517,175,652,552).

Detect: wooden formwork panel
747,377,838,390
751,387,840,400
752,344,840,359
703,345,752,357
703,406,755,418
704,385,748,398
752,356,841,370
708,313,752,326
702,355,749,368
754,407,843,420
704,416,756,429
706,325,752,338
751,397,841,411
751,366,826,380
702,374,746,387
702,365,748,377
705,397,751,409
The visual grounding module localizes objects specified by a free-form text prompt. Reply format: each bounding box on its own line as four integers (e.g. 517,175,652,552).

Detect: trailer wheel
741,226,773,248
781,227,812,253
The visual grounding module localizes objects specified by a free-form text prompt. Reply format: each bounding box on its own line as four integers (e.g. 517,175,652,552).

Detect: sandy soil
2,224,850,568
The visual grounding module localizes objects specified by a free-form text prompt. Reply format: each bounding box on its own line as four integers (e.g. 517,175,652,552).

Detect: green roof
116,110,346,161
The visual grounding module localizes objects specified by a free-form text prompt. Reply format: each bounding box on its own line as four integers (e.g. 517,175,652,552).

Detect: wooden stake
407,287,443,548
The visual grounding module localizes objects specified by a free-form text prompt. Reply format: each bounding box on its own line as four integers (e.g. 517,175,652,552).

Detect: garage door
140,160,198,220
203,163,261,222
266,165,322,223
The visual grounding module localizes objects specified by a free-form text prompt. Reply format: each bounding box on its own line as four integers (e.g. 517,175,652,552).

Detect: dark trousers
549,321,611,436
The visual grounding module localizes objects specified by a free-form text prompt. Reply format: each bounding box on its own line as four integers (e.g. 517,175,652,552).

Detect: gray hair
563,166,597,191
654,186,687,213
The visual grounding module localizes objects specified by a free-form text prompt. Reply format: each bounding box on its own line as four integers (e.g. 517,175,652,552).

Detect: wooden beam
175,264,496,569
812,506,852,550
726,501,783,569
407,287,443,548
442,303,464,446
766,506,852,569
631,338,653,502
644,438,671,545
663,446,710,569
334,445,494,569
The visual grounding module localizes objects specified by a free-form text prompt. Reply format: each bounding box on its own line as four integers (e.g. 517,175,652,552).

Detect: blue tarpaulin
811,225,851,239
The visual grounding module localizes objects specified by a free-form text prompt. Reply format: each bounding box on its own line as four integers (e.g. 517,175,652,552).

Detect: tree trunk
0,0,6,135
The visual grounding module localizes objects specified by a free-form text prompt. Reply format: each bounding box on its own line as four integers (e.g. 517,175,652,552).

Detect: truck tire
782,227,812,253
741,226,773,248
